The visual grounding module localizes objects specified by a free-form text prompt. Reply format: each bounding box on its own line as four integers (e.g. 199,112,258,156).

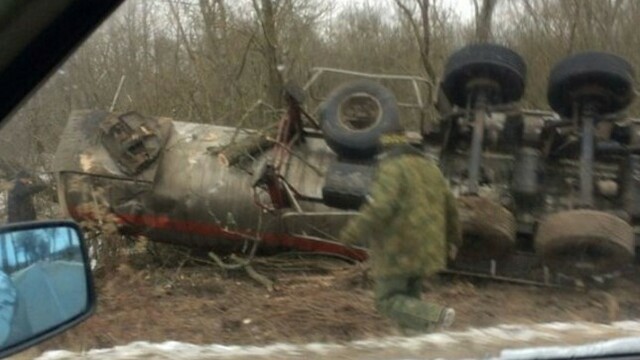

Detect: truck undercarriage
53,44,639,287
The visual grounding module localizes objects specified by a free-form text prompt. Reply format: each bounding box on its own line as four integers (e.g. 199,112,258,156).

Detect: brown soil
22,249,640,357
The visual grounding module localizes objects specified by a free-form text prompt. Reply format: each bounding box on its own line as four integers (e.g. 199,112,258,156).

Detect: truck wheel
456,196,517,260
535,210,635,275
320,80,401,159
547,52,635,117
442,43,526,108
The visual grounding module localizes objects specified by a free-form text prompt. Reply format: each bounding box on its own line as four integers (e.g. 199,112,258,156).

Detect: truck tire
442,44,526,108
547,52,635,117
535,210,635,274
456,196,517,260
320,80,401,159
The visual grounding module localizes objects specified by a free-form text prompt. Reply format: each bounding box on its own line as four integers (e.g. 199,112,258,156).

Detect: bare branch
393,0,436,82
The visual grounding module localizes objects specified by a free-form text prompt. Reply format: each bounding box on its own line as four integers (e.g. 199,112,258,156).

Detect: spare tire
548,52,635,117
442,43,527,107
320,80,401,159
535,210,635,275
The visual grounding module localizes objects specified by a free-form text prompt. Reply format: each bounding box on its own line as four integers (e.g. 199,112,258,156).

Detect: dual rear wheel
444,45,636,274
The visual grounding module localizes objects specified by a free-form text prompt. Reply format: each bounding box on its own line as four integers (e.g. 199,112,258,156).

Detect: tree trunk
418,0,436,82
475,0,498,43
200,0,228,53
394,0,436,83
258,0,284,109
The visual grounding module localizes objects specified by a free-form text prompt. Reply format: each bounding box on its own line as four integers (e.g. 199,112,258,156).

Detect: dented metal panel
282,135,334,200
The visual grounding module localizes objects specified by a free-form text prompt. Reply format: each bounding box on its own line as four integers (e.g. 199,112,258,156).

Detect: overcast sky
439,0,476,21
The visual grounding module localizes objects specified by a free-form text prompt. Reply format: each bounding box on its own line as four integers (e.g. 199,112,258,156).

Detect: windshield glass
4,0,640,358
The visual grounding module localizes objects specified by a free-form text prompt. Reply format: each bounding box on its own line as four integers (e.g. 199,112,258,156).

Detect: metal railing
302,67,436,111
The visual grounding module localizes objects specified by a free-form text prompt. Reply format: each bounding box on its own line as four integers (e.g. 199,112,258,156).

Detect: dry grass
22,249,640,358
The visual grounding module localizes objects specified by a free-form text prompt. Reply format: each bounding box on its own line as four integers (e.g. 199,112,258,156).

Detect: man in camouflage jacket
340,132,462,333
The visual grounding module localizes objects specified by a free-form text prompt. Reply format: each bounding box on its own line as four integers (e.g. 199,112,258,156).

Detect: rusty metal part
535,210,635,275
253,165,283,210
456,196,517,260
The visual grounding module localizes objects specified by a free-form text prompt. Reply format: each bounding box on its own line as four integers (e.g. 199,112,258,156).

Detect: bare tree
393,0,436,82
4,0,640,179
200,0,228,53
473,0,498,43
253,0,285,108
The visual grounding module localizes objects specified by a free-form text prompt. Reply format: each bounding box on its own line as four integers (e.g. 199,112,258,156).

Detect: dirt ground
21,248,640,357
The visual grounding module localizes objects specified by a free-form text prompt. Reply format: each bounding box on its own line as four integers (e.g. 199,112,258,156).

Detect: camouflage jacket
339,146,462,277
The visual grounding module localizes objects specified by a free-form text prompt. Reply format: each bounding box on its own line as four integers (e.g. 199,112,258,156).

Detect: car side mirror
0,221,95,358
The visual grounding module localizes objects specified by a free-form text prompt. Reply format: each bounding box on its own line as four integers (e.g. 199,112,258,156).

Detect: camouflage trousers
374,275,446,333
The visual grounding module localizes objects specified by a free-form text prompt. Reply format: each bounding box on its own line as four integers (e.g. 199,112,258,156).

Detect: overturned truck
54,44,639,285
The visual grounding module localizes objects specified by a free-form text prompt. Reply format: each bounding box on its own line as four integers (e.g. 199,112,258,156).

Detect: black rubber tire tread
456,196,517,260
442,43,526,107
320,80,401,159
547,52,635,117
535,210,635,274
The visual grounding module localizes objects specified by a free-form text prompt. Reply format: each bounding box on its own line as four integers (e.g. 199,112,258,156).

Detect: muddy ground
16,248,640,358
